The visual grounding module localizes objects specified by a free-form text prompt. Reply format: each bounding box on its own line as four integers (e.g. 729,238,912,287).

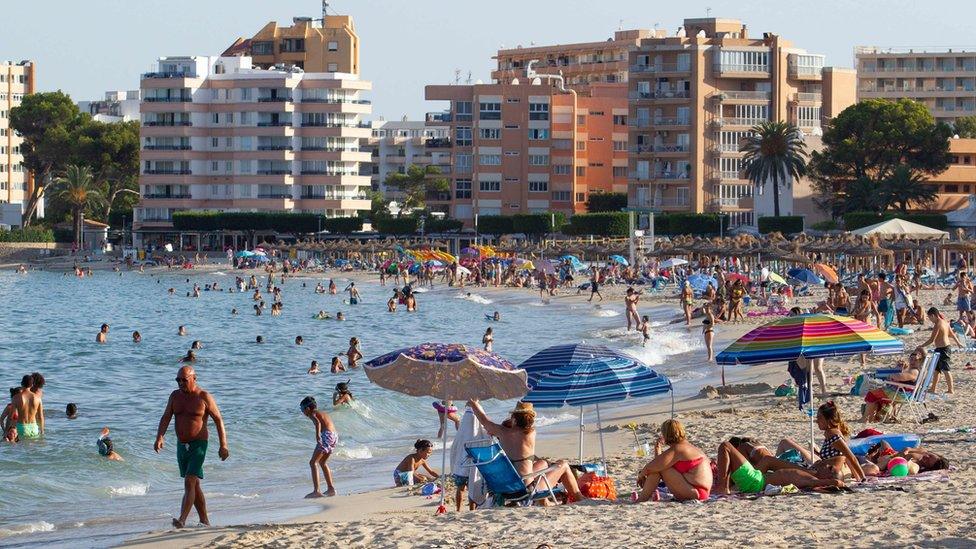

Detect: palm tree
52,164,102,246
882,164,937,214
740,121,809,217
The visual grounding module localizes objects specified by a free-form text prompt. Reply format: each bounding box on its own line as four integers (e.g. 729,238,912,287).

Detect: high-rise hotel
1,60,36,218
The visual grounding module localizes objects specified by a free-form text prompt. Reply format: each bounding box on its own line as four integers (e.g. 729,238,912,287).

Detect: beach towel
451,409,485,501
788,360,811,411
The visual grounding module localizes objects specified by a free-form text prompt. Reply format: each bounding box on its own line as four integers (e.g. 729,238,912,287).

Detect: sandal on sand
921,412,939,424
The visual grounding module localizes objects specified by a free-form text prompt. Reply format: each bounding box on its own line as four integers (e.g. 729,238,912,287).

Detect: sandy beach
50,261,964,549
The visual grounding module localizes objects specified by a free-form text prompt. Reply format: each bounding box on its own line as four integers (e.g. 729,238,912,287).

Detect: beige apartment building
856,47,976,125
492,29,658,93
134,55,372,247
1,60,36,211
223,15,359,75
628,18,856,227
364,120,449,205
424,82,628,224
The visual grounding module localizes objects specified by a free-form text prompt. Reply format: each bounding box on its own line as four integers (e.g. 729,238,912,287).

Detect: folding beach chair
464,439,564,508
950,322,976,352
880,351,940,424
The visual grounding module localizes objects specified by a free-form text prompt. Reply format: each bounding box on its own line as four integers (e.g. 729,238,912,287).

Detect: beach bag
577,473,617,501
850,374,867,396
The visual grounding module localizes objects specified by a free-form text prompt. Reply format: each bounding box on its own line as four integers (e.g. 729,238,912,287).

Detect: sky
3,0,976,120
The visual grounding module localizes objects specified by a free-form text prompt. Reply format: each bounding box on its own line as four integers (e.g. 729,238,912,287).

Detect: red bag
577,472,618,500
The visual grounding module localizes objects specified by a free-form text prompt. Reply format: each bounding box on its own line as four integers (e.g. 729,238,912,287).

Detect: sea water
0,269,707,547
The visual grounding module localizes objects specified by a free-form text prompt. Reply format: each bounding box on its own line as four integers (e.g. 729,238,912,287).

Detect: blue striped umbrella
520,343,635,386
520,353,672,472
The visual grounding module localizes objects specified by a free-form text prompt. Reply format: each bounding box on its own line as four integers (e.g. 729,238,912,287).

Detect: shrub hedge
757,216,805,234
0,227,55,242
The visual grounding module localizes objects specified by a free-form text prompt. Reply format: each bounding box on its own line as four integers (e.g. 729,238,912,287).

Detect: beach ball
887,456,909,477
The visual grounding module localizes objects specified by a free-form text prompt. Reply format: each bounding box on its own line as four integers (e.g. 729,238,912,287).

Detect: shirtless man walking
918,307,964,395
12,375,43,440
154,366,229,528
954,272,973,321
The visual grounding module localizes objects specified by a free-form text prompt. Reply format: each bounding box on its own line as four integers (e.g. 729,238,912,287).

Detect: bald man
154,366,229,529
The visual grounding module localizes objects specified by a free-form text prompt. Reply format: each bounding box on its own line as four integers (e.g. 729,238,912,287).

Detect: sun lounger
464,439,564,507
878,351,940,423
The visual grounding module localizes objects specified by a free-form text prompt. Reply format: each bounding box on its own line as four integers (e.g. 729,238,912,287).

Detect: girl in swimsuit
635,419,713,502
776,402,865,481
702,318,715,362
346,338,363,368
433,401,460,439
482,327,494,352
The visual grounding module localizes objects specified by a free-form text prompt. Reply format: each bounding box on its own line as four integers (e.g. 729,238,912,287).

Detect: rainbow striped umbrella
716,313,904,366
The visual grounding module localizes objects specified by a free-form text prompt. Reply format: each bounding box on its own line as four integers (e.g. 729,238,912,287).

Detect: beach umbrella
686,273,717,293
523,357,672,474
787,267,823,285
460,247,479,256
716,314,903,454
365,343,527,513
659,258,689,269
725,272,750,284
767,272,788,285
535,259,556,274
609,255,629,266
814,263,839,284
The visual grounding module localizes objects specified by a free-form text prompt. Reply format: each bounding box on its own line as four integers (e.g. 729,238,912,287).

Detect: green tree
954,115,976,138
51,165,102,246
740,121,808,217
9,91,87,225
815,177,885,218
808,99,952,216
367,190,391,220
383,164,449,213
72,120,141,221
586,192,627,212
881,165,938,214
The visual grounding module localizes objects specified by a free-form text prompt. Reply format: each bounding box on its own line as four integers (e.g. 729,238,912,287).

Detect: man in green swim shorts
12,374,43,440
155,366,229,529
715,441,845,495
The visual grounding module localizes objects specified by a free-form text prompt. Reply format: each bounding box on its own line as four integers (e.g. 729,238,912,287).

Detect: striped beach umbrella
519,343,637,386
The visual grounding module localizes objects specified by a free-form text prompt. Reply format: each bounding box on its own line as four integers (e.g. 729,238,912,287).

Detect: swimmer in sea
168,288,175,295
388,291,398,312
336,312,345,321
328,279,337,295
231,308,238,315
178,325,188,336
181,350,197,363
295,336,304,346
256,335,265,344
346,338,362,368
66,403,78,419
333,381,353,407
330,356,346,373
314,310,331,320
132,331,142,343
482,327,494,352
191,340,202,350
344,282,361,305
493,311,501,321
308,361,321,375
96,324,109,344
97,427,124,461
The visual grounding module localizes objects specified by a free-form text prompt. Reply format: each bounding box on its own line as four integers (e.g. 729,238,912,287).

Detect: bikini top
820,434,843,459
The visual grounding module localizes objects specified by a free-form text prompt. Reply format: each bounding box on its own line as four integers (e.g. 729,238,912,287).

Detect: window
529,103,550,121
529,180,548,192
553,165,572,175
328,41,339,51
528,129,549,140
479,154,501,166
576,192,586,202
455,179,472,199
241,88,252,100
456,126,472,146
480,180,501,192
576,141,586,151
455,101,473,121
576,166,586,177
479,102,501,120
456,154,472,174
552,191,571,201
613,166,627,177
529,154,549,166
252,41,274,55
577,115,586,125
327,63,338,72
612,115,627,126
211,137,219,149
280,38,306,53
479,128,501,139
613,140,627,151
552,139,572,150
239,160,253,174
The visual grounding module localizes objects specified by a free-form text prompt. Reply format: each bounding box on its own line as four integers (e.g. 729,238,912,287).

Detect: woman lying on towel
634,419,713,502
467,400,585,503
860,441,949,476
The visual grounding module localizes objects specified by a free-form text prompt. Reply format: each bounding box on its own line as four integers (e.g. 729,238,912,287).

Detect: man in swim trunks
954,272,973,320
919,307,964,395
714,441,843,495
12,375,43,440
154,365,229,529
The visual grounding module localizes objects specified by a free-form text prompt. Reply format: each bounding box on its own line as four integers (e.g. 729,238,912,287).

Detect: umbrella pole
808,366,815,463
437,422,448,513
596,403,608,475
578,406,584,465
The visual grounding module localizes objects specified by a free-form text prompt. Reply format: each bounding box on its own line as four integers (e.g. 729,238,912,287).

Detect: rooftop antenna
619,19,624,30
454,69,461,85
466,71,473,84
706,7,712,17
322,0,329,20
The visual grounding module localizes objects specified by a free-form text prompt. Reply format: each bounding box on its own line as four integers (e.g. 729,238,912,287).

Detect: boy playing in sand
393,439,440,487
300,396,337,497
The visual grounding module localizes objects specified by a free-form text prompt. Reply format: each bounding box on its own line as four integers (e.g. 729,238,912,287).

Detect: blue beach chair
464,439,564,507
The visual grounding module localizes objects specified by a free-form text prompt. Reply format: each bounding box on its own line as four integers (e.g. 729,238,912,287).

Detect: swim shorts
177,439,208,479
317,430,338,454
394,469,412,486
934,347,952,373
16,422,39,440
958,296,972,312
730,462,766,494
453,474,469,488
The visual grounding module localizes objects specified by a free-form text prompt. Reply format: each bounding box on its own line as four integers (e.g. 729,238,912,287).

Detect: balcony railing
143,145,192,150
431,164,452,174
713,118,767,127
257,121,293,127
647,197,690,207
144,121,192,127
301,121,370,128
257,96,293,103
629,63,689,73
426,112,452,123
143,169,192,175
256,193,293,199
425,138,452,148
632,144,690,153
714,63,770,74
792,92,823,103
143,193,192,199
714,91,771,101
789,65,823,77
142,72,196,79
629,89,691,100
299,98,372,104
300,193,369,200
140,216,174,222
256,169,292,175
257,145,294,151
299,146,361,152
652,117,690,126
630,171,690,181
144,97,192,103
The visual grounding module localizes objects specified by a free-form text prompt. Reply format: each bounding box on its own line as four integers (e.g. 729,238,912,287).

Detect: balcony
630,171,690,181
789,65,823,79
300,97,372,104
301,121,370,128
257,121,293,127
629,89,691,100
142,72,197,79
143,169,192,175
143,193,192,199
629,63,690,74
713,91,771,102
143,145,191,150
144,121,192,127
431,164,452,174
648,197,690,208
426,112,453,123
631,144,690,154
144,97,192,103
299,146,361,153
257,169,293,175
256,193,294,199
712,118,767,128
713,63,770,78
257,96,293,103
791,92,822,104
257,145,294,151
425,138,452,148
651,117,690,127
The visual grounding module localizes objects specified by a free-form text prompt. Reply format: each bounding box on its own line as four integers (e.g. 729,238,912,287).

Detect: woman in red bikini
635,419,713,502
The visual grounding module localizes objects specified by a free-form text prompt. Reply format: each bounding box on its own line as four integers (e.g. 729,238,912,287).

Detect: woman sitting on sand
467,400,585,503
775,402,866,482
635,419,713,502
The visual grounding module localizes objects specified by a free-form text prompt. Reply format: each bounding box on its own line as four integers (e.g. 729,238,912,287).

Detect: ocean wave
526,300,549,306
108,483,149,496
593,309,621,317
213,271,227,276
232,493,260,500
534,412,577,427
0,521,55,537
454,293,492,304
336,445,373,460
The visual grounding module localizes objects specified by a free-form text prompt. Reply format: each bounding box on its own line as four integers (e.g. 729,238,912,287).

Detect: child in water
433,401,461,438
97,427,124,461
308,360,321,375
346,338,363,368
300,396,338,498
640,315,651,347
333,381,354,407
330,356,346,373
393,439,439,487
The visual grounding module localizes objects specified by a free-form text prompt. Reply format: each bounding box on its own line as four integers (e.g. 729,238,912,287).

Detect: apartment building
1,60,36,213
223,15,359,75
856,47,976,125
492,29,658,93
133,55,372,246
424,81,628,224
364,120,449,202
628,18,856,228
78,90,141,123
